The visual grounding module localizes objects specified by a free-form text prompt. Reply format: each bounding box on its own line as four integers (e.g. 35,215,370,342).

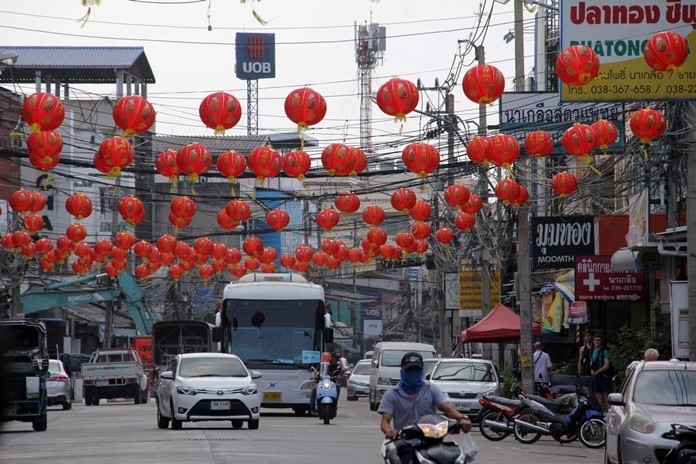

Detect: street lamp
0,51,18,67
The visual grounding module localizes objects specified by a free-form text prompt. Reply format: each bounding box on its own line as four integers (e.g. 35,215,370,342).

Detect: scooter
315,374,338,425
381,414,473,464
664,423,696,464
513,385,605,448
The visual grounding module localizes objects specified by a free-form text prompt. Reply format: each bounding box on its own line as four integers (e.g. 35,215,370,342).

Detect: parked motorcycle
315,374,338,425
381,414,473,464
513,385,605,448
664,423,696,464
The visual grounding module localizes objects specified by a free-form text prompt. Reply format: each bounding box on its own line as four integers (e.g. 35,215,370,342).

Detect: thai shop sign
560,1,696,101
575,255,645,301
499,92,624,154
531,215,595,271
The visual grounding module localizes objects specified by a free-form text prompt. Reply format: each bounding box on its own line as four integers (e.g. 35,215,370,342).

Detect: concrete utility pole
514,0,535,394
688,102,696,361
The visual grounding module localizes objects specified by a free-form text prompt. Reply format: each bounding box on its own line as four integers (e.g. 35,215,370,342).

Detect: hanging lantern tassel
643,145,649,162
252,9,268,25
40,173,53,190
589,164,602,176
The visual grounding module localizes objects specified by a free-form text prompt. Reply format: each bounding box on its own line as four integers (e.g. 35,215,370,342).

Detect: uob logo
243,36,272,74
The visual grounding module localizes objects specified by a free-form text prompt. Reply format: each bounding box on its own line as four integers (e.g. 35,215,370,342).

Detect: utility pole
514,0,535,394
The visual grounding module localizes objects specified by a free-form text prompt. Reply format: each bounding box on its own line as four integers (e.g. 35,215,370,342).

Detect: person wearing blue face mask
378,352,472,464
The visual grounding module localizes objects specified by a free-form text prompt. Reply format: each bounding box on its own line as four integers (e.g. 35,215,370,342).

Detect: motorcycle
315,374,338,425
477,387,575,441
664,423,696,464
513,385,605,448
381,414,474,464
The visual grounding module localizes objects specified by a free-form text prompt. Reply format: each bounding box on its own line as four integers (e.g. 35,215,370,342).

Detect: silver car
156,353,261,430
427,358,500,420
346,360,371,401
605,359,696,464
47,359,72,410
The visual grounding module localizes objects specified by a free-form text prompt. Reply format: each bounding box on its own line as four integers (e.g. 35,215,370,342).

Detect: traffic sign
575,255,644,301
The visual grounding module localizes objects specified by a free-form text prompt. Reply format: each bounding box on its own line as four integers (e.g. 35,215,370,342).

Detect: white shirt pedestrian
533,342,552,384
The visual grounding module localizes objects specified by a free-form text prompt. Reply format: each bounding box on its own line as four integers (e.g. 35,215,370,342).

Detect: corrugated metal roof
0,46,155,84
153,135,271,156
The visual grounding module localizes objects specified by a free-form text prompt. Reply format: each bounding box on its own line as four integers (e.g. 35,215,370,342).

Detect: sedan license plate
453,402,471,412
263,392,282,402
210,401,230,410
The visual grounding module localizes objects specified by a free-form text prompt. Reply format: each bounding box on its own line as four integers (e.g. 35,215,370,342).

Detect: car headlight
242,384,257,395
627,412,656,434
484,389,498,397
320,380,332,391
176,385,198,395
377,377,391,386
418,420,449,439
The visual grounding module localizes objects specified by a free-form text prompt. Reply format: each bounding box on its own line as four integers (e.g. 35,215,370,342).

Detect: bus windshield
222,299,322,370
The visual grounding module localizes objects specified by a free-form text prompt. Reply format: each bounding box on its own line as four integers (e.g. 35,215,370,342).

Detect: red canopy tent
461,303,541,342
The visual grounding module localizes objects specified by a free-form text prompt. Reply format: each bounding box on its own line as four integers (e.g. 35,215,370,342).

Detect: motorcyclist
379,352,472,464
309,352,344,415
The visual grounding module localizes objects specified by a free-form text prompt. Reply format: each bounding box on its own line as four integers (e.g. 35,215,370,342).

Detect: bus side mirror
324,313,332,329
212,326,222,343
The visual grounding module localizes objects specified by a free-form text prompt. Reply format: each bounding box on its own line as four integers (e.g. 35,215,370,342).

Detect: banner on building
669,281,690,359
531,215,595,271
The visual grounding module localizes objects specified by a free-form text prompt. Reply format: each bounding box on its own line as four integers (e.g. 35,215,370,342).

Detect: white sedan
156,353,261,430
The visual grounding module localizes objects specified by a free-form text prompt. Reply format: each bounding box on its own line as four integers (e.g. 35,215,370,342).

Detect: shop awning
461,303,541,342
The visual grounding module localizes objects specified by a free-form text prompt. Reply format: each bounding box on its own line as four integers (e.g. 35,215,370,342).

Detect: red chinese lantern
168,264,183,281
390,188,417,212
134,240,154,260
65,193,92,220
282,149,311,181
248,146,282,184
27,130,62,171
487,134,519,171
591,119,619,150
321,239,340,256
334,192,361,214
114,231,136,250
561,123,597,163
316,209,340,230
225,248,242,265
321,143,352,177
198,264,215,283
199,92,242,135
466,136,489,165
12,231,31,249
242,236,264,257
155,234,176,254
22,92,65,132
348,147,367,176
462,194,484,215
444,184,471,210
295,245,314,263
244,257,260,272
376,77,419,122
280,253,296,270
266,209,290,232
556,45,600,86
414,239,429,255
524,130,554,158
410,222,432,240
177,143,212,183
284,87,327,131
225,199,251,222
194,237,214,257
21,242,37,259
112,95,155,137
169,212,192,229
462,64,505,104
156,149,181,184
402,143,440,177
409,199,432,222
259,247,278,265
66,223,88,243
171,196,197,219
22,213,44,233
630,108,667,145
495,178,521,205
35,237,54,255
367,227,388,246
9,189,34,214
29,191,46,213
435,227,455,245
644,31,689,72
118,196,145,226
94,136,134,178
362,205,385,227
395,232,416,252
551,171,578,197
229,263,247,278
454,212,476,231
511,184,529,207
217,210,239,231
1,233,15,250
211,243,227,261
216,150,247,185
312,252,328,268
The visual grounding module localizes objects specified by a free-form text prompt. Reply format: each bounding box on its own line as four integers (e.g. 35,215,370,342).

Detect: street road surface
1,393,604,464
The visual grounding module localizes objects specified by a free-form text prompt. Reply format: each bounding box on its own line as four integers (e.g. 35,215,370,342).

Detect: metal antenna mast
355,21,385,158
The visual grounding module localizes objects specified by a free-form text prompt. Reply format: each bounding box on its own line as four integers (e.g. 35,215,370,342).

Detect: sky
0,0,537,159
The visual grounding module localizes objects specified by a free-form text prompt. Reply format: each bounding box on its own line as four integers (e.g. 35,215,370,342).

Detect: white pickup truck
82,348,149,405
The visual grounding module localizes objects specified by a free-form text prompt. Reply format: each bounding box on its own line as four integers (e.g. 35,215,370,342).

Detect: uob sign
531,215,595,271
235,33,276,80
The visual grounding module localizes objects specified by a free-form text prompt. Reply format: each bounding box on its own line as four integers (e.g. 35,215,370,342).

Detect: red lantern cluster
118,196,145,226
199,92,242,135
402,143,440,177
444,184,471,210
462,64,505,104
376,77,419,122
556,45,600,86
27,130,62,172
112,95,155,137
321,143,365,177
644,31,689,72
495,178,521,205
284,87,327,131
169,196,196,229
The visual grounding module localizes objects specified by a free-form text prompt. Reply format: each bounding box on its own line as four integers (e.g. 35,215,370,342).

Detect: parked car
427,357,501,420
156,353,262,430
346,360,371,401
364,351,373,360
47,359,72,410
59,353,91,400
605,359,696,464
423,358,440,379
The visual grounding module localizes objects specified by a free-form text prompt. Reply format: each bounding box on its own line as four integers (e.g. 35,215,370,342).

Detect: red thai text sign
575,256,644,301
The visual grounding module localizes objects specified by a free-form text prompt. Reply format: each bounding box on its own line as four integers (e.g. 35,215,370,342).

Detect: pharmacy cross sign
575,256,644,302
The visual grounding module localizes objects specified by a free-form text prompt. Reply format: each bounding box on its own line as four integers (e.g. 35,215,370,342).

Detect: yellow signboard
459,266,501,312
561,0,696,101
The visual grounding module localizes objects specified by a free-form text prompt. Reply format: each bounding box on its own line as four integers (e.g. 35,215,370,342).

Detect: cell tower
355,22,386,157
